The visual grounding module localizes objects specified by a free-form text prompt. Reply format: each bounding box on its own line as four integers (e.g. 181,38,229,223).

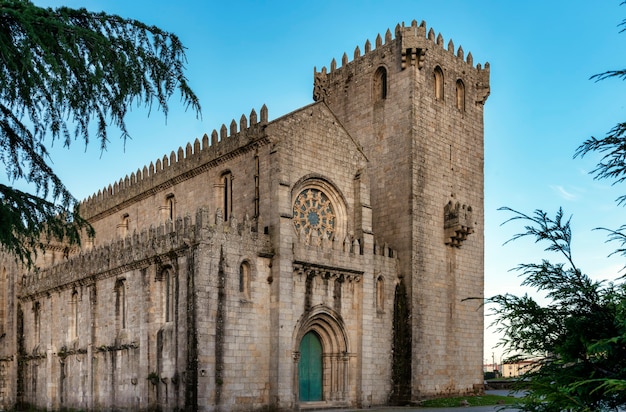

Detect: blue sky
26,1,626,363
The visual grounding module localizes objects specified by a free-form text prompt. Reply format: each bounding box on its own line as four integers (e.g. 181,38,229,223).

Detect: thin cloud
551,185,577,201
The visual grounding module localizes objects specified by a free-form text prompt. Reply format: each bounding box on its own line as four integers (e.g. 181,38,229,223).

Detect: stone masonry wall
81,106,271,248
314,20,488,399
408,23,486,396
265,103,400,408
16,209,272,411
1,18,486,411
0,256,18,412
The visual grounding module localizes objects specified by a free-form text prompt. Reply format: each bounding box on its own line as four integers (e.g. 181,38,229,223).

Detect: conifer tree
489,6,626,411
0,0,200,266
489,207,626,411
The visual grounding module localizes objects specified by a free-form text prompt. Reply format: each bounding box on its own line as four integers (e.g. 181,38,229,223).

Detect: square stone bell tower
313,20,490,400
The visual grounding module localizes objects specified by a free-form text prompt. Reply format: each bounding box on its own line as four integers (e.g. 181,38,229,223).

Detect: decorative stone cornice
293,261,363,283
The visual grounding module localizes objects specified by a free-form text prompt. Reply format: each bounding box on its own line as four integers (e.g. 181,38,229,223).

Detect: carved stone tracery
293,188,336,241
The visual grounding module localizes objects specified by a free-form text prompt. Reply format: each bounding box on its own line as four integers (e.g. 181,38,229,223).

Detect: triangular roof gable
267,101,368,164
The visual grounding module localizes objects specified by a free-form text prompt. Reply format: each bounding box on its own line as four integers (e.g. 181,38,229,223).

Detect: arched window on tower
164,193,176,221
434,66,444,100
373,66,388,101
118,213,130,238
239,261,251,300
456,79,465,111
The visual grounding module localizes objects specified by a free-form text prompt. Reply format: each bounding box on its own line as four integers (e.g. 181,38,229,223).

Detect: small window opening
374,67,388,101
69,290,78,340
166,194,176,221
456,79,465,111
118,213,130,238
115,279,126,330
164,268,175,322
222,172,233,221
33,301,41,343
239,262,251,299
434,66,444,100
376,276,385,311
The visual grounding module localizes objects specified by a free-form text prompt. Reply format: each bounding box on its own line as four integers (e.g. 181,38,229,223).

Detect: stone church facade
0,20,489,411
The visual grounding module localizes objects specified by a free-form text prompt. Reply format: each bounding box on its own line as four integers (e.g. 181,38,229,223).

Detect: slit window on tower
166,194,175,221
239,261,250,299
222,172,233,221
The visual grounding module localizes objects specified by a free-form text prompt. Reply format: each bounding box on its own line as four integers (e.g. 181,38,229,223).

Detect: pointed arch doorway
298,331,323,401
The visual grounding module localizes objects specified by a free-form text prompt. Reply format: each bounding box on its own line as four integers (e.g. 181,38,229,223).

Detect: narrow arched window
376,276,385,311
164,268,175,323
373,66,388,101
115,279,126,330
33,301,41,344
221,172,233,222
434,66,444,100
239,261,251,299
69,290,78,340
118,213,130,237
166,194,176,221
456,79,465,111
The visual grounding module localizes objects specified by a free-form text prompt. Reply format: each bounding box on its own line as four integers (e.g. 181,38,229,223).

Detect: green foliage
390,281,411,404
0,0,200,266
574,11,626,208
490,6,626,411
147,371,159,385
489,208,626,411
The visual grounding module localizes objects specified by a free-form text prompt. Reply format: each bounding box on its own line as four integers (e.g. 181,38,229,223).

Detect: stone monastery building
0,20,489,411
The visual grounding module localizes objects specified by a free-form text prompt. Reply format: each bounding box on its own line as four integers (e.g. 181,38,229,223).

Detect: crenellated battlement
294,230,396,259
313,20,490,103
292,230,397,280
316,20,488,75
19,208,271,297
80,106,270,220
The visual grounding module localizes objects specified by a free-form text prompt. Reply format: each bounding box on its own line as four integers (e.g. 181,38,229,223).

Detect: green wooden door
299,332,322,401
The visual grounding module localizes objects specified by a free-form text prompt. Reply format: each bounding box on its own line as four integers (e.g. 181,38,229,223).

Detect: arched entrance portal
294,306,351,405
298,332,323,401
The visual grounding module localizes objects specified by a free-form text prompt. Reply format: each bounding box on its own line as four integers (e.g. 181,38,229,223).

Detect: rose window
293,189,335,239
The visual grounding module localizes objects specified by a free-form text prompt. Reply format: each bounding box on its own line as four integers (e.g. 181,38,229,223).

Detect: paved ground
324,390,522,412
334,407,513,412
